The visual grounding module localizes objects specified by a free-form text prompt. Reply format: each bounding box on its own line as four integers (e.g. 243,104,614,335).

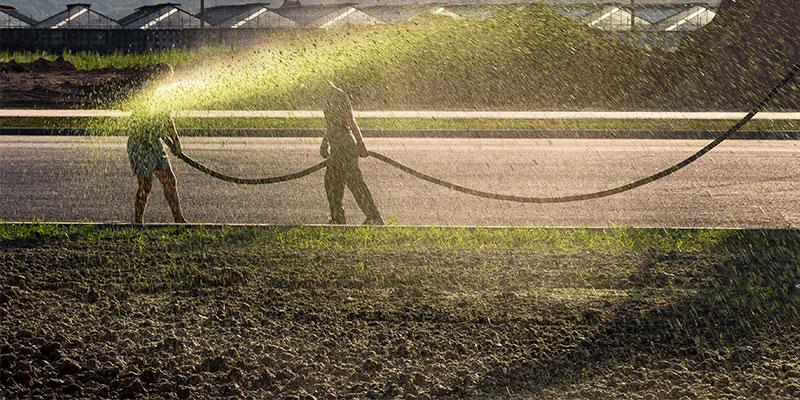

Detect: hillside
121,3,798,114
124,6,668,112
675,0,800,110
4,2,797,112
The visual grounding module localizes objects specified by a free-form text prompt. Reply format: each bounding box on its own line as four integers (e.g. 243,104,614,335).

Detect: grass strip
2,117,800,134
0,49,198,70
3,223,797,256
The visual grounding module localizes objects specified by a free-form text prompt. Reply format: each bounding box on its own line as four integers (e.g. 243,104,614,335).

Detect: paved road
2,136,800,227
2,109,800,120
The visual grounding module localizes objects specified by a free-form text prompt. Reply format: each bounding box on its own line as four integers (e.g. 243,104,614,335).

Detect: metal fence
0,28,306,53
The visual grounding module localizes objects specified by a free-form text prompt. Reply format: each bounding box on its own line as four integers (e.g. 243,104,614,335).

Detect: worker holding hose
127,112,187,224
320,82,384,225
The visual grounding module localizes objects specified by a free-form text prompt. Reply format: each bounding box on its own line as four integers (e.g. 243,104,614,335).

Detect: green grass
3,4,795,117
0,49,199,70
3,4,795,139
71,4,798,135
3,116,799,135
94,5,651,124
0,223,757,255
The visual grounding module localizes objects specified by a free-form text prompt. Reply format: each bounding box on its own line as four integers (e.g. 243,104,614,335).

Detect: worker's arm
319,134,328,158
166,114,182,156
320,116,330,159
349,108,368,158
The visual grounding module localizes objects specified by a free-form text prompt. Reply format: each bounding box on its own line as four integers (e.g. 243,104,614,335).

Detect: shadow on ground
476,230,800,398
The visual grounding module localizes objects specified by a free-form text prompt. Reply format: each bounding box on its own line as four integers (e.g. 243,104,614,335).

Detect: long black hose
177,152,327,185
177,62,800,202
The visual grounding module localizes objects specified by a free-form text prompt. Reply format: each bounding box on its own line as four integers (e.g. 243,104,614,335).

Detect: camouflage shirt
323,89,358,159
127,113,173,148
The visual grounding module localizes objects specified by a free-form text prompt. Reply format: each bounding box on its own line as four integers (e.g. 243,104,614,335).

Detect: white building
118,3,204,29
275,1,382,29
34,3,119,29
198,2,296,28
583,5,652,31
444,4,500,21
358,4,441,23
657,5,716,31
0,4,36,28
557,1,719,32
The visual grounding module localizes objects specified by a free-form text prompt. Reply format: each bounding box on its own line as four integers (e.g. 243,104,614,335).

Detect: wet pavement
2,136,800,227
3,109,800,120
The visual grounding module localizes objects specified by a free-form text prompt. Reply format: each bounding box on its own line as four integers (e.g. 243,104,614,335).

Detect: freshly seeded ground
0,49,198,71
4,116,800,135
2,225,799,399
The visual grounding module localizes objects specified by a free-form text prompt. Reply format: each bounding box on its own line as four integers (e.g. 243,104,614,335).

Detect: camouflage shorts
127,137,171,178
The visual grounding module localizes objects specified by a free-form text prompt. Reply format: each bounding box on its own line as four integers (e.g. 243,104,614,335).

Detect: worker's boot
362,217,385,226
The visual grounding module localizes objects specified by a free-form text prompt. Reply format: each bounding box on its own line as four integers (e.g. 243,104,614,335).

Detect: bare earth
0,60,162,109
2,226,799,399
2,136,800,228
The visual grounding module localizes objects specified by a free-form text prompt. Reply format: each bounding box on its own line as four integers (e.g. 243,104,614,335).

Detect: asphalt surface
3,109,800,120
2,136,800,228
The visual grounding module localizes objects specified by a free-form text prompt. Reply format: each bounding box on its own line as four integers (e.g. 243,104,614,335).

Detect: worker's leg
325,162,347,224
135,175,153,224
154,167,187,224
344,160,384,225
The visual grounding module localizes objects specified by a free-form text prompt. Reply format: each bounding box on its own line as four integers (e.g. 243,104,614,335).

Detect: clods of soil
0,57,169,108
2,228,800,398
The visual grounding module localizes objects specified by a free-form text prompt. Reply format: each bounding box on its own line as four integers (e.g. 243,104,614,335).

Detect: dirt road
2,136,800,227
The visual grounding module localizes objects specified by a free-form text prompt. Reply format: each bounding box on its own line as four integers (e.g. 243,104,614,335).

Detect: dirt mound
0,58,163,109
0,56,77,74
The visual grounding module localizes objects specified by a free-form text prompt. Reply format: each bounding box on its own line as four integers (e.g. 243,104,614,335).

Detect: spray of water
93,5,651,135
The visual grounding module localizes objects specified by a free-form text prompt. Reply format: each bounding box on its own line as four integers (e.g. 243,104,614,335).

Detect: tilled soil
2,227,800,399
0,58,167,108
